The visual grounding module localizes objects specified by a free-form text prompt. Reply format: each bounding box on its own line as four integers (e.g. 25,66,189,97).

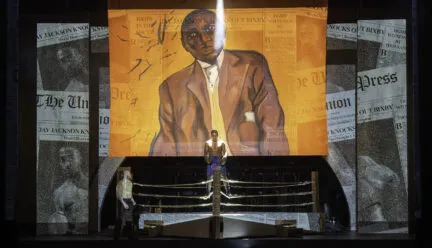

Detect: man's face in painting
298,20,324,58
181,11,225,64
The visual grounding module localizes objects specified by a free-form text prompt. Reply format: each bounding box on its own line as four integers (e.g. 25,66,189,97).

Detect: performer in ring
114,169,137,240
204,130,230,195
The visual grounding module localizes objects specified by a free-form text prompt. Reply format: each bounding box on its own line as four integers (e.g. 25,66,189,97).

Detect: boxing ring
130,166,323,238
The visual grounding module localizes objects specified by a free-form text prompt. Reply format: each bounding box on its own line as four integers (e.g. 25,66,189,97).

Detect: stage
16,231,418,248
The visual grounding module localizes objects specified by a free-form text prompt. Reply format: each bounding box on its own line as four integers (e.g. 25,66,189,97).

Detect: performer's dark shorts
120,198,134,222
206,156,227,177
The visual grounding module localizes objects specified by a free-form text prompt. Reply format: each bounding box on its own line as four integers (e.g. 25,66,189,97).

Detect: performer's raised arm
204,142,211,164
221,142,227,165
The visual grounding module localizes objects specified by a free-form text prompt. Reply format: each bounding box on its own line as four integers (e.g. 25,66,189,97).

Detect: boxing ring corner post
212,165,222,217
210,165,223,239
311,170,324,232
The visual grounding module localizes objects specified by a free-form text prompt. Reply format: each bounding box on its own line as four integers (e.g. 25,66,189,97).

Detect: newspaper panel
325,23,357,231
36,23,90,235
326,23,357,50
90,26,115,221
90,26,110,158
357,20,407,233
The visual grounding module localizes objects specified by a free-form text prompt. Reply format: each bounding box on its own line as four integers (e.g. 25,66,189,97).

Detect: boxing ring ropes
131,166,323,238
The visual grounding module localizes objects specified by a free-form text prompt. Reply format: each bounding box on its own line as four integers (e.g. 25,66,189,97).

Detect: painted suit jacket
149,50,289,156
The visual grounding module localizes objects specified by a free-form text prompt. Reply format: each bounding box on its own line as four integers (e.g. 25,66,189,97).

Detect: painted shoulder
161,63,195,88
225,49,267,65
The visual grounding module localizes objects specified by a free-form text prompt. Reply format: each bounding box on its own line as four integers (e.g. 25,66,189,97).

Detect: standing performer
204,130,230,195
114,169,137,240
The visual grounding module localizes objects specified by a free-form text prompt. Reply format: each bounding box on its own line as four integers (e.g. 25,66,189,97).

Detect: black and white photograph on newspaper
37,24,90,92
36,140,89,235
357,118,408,232
326,65,356,93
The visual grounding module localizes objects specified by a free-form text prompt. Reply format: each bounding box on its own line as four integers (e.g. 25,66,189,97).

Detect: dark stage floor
14,229,426,248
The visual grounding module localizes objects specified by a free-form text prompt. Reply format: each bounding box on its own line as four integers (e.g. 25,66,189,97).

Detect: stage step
139,212,321,231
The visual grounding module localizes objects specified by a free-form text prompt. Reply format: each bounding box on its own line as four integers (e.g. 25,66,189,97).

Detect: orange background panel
108,8,328,156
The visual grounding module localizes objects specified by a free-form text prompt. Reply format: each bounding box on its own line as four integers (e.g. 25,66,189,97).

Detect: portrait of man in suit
149,9,289,156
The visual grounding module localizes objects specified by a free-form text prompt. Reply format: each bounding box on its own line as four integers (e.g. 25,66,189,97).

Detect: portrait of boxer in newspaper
37,40,89,92
150,9,289,156
46,145,89,234
357,118,407,227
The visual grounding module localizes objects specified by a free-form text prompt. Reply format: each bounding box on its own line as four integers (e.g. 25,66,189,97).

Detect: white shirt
197,50,225,92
